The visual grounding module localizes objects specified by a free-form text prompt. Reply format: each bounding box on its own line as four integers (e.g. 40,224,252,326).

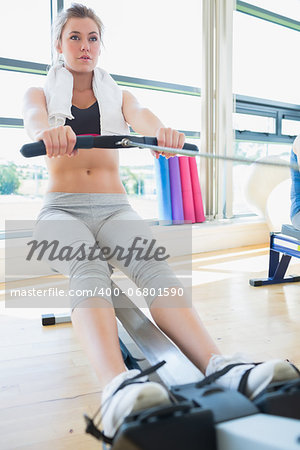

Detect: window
233,12,300,104
2,1,300,227
64,0,202,86
0,0,203,230
0,127,47,231
1,1,51,64
282,118,300,136
0,71,45,118
232,4,300,216
0,0,51,231
123,87,201,133
233,113,275,134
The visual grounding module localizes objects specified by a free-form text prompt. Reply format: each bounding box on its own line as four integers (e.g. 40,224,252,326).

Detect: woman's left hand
151,127,185,159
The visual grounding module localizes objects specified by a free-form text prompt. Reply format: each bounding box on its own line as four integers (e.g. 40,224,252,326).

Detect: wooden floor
0,243,300,449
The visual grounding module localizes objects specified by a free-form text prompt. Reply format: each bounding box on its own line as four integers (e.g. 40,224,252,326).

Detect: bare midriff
46,147,126,193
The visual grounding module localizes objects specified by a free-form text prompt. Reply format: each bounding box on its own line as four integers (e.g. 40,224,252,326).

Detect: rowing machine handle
20,135,199,158
20,135,94,158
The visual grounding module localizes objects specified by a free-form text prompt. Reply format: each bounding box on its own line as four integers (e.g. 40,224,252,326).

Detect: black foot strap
197,358,300,397
84,360,167,444
196,362,262,396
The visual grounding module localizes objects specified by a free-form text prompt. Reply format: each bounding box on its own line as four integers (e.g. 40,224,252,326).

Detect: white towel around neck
44,62,129,135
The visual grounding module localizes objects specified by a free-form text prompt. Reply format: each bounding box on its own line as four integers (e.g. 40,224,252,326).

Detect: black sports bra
65,101,101,135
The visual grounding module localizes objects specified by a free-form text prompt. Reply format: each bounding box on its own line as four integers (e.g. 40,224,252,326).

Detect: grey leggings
33,192,183,310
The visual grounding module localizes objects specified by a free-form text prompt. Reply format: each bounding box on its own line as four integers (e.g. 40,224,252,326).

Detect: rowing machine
250,224,300,286
42,271,300,450
22,136,300,450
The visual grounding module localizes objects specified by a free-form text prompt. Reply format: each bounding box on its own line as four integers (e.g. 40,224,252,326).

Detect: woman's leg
33,209,126,386
71,298,126,385
95,205,300,395
95,207,220,375
149,296,220,374
34,202,171,439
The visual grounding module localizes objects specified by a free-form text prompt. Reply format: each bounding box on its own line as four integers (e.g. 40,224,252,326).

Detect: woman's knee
130,259,184,307
71,293,114,312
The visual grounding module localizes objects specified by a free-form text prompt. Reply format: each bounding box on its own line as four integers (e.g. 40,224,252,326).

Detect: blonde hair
51,3,104,65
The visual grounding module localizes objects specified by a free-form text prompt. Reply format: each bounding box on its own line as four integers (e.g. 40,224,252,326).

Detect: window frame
235,94,300,144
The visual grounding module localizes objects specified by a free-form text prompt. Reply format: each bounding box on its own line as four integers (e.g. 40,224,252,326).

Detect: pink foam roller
178,156,195,223
189,157,205,223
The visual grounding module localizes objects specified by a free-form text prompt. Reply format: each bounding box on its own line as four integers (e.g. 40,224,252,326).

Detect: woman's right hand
35,125,78,158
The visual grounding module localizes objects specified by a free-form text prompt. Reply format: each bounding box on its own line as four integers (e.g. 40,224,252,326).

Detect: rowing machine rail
42,275,300,450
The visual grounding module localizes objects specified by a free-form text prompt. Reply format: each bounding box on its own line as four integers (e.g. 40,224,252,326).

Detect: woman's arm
122,89,165,136
22,87,50,141
22,87,76,158
122,90,185,158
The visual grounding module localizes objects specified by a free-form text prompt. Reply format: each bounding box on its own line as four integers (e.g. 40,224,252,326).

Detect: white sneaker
203,353,300,400
101,369,171,439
